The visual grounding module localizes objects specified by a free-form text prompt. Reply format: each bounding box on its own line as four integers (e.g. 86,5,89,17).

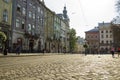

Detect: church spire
63,5,69,24
63,5,68,19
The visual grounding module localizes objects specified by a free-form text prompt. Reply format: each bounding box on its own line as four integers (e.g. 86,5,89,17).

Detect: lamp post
83,40,89,55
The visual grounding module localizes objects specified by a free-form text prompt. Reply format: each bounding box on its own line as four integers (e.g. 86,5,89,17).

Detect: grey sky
44,0,116,38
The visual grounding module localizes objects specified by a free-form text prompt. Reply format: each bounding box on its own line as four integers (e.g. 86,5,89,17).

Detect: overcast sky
44,0,117,38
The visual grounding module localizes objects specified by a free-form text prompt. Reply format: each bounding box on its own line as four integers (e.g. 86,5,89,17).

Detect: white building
99,22,113,53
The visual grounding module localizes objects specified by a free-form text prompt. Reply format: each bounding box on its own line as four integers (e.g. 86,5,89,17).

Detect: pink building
85,27,100,54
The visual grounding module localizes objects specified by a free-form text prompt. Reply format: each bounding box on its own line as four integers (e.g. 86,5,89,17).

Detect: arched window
3,9,8,22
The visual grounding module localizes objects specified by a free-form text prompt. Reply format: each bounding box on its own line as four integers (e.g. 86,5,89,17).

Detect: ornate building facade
0,0,12,50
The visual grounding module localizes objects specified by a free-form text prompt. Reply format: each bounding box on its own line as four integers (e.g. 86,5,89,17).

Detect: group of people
111,47,120,58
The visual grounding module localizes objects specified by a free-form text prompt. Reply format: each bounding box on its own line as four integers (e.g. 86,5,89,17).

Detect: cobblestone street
0,54,120,80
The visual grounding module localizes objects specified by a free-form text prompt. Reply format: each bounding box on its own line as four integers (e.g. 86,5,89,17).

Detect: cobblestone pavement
0,54,120,80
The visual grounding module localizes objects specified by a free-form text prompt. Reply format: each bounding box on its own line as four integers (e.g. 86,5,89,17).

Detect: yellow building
44,7,54,52
0,0,12,48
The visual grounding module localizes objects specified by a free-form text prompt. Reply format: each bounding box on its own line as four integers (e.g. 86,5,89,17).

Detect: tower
63,5,68,19
63,5,70,25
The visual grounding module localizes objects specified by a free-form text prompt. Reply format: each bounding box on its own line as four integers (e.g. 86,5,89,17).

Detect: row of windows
16,19,25,29
101,40,113,44
87,34,113,39
101,34,112,38
16,18,36,35
87,35,98,38
101,30,112,33
17,4,44,21
15,18,42,34
16,18,36,31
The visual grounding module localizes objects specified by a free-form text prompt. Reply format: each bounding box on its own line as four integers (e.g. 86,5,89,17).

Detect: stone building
57,6,70,53
0,0,12,50
99,22,113,53
0,0,70,53
85,27,99,54
12,0,45,52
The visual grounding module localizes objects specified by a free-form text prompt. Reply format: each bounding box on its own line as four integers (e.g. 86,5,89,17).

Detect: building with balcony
0,0,71,53
12,0,45,52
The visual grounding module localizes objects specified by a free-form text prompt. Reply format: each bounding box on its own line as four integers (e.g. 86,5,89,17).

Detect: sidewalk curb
0,53,65,57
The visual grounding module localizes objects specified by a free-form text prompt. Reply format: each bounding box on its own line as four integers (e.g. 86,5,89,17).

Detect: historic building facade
85,27,100,54
53,14,62,53
85,22,114,54
0,0,12,50
99,22,113,53
43,7,54,53
57,6,70,53
11,0,45,52
0,0,70,53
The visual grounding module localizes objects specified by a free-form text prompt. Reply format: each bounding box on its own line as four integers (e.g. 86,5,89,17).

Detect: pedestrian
3,41,8,55
3,47,8,55
117,47,120,57
16,43,21,55
111,47,115,58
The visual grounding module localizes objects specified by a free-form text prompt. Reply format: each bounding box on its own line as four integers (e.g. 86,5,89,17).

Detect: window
28,24,31,30
110,35,112,38
101,31,103,33
28,11,32,18
106,30,108,33
101,35,104,38
37,16,40,21
22,7,26,15
17,4,21,12
101,41,104,44
16,19,20,27
106,41,108,44
32,25,35,35
22,21,25,29
41,10,43,15
29,3,32,6
110,40,112,44
33,6,35,9
28,24,32,34
38,7,40,12
33,13,35,19
3,10,8,22
106,35,108,38
32,25,35,29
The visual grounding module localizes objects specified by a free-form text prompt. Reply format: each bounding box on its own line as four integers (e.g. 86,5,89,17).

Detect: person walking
111,47,115,58
3,41,8,55
117,47,120,57
16,43,21,55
